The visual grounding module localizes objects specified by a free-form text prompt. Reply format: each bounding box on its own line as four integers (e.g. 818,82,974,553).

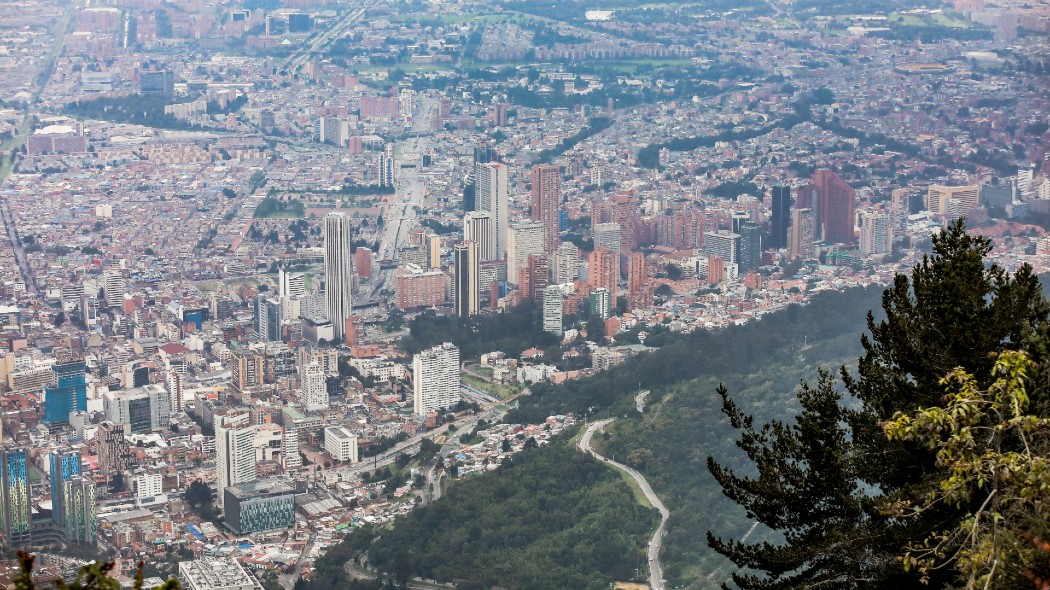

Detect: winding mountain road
579,419,670,590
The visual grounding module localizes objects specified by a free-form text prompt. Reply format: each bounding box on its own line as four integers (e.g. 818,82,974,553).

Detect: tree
13,552,179,590
883,351,1050,589
708,220,1050,589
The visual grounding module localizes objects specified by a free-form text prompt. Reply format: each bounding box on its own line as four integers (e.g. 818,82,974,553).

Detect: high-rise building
737,224,762,271
454,241,479,318
519,254,550,302
891,188,911,230
552,242,580,284
769,186,792,250
318,116,349,146
165,369,184,414
425,235,442,269
476,162,509,260
588,248,618,301
627,252,646,292
301,362,328,412
789,208,815,260
103,385,170,433
0,446,31,544
103,270,125,308
254,295,282,342
530,164,561,254
50,450,80,528
62,476,95,545
926,185,980,217
278,269,306,300
465,143,500,212
860,211,893,255
96,421,130,477
413,343,460,414
282,428,301,470
216,421,257,509
380,143,396,187
542,286,563,336
1018,168,1035,201
507,222,545,285
232,349,264,391
44,360,87,424
593,223,622,259
704,230,740,265
589,288,611,321
324,212,354,342
464,211,495,262
813,170,856,244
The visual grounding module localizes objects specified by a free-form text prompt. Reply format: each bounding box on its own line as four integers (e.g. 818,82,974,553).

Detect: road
579,419,670,590
285,3,373,71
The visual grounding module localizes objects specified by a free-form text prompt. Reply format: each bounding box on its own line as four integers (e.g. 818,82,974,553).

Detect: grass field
462,373,525,400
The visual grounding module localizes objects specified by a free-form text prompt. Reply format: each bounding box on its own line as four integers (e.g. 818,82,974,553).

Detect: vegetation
709,220,1050,589
366,441,656,589
184,479,219,523
536,116,612,163
62,95,207,131
254,197,305,219
401,301,560,360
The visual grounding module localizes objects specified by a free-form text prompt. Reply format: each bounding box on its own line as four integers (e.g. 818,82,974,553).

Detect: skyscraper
860,211,893,255
926,185,980,217
789,208,815,260
530,164,561,254
476,162,509,260
552,242,580,284
50,450,80,528
96,421,130,477
454,241,479,318
44,360,87,424
737,223,762,272
589,288,611,321
542,286,563,336
324,212,354,342
379,143,396,187
216,420,257,509
520,254,549,302
813,170,856,244
465,143,500,212
278,268,306,299
507,222,545,285
412,343,460,414
704,230,740,266
301,362,328,412
103,385,170,433
627,252,646,292
588,248,618,301
63,476,95,545
593,223,622,259
253,294,282,342
769,186,792,250
0,446,31,544
464,211,495,261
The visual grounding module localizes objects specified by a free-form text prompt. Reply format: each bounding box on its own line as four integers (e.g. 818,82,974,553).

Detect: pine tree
708,220,1050,589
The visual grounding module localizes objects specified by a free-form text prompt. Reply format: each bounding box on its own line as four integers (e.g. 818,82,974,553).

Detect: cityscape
0,0,1047,588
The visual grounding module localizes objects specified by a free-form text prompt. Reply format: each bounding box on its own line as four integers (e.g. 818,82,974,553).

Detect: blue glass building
43,361,87,424
50,450,80,526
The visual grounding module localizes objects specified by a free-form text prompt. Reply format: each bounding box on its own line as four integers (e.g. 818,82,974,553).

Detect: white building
323,212,354,341
102,384,170,433
592,222,622,257
215,421,257,509
412,343,461,414
507,222,545,285
464,211,495,262
476,162,509,260
301,361,328,412
131,473,163,500
552,242,580,284
178,558,261,590
324,426,359,463
278,268,306,299
283,428,302,470
542,285,563,336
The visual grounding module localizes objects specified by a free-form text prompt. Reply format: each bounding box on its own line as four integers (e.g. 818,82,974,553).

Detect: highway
579,419,670,590
285,3,373,71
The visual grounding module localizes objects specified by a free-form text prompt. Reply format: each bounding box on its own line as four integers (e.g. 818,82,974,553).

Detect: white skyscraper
165,369,183,414
215,420,257,508
592,222,622,258
282,427,302,470
543,285,563,336
103,270,125,308
324,212,354,341
476,162,509,260
464,211,495,262
301,361,328,412
507,222,545,285
412,343,461,414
